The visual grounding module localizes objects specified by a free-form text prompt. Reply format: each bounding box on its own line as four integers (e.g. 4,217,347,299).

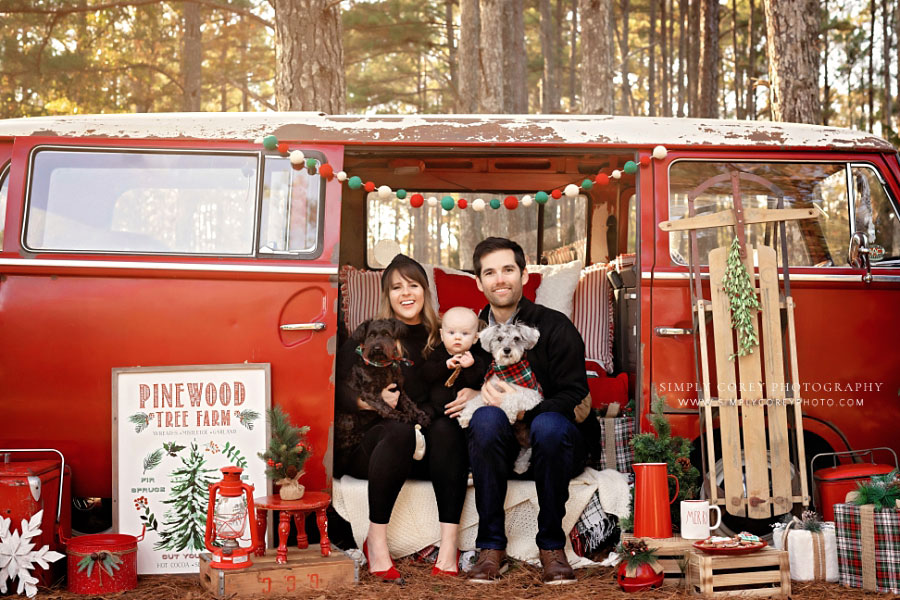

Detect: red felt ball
504,195,518,210
594,173,610,186
277,142,289,154
319,163,334,179
410,193,425,207
639,155,651,167
364,181,375,193
551,189,562,200
458,198,468,209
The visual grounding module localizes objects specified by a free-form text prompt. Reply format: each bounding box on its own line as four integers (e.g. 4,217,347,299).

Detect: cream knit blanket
332,467,629,569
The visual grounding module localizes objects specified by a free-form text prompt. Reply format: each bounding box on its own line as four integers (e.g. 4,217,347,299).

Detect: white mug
680,500,722,539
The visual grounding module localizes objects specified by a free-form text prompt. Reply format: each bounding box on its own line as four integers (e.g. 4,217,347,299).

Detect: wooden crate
199,548,356,597
685,548,791,598
623,534,695,587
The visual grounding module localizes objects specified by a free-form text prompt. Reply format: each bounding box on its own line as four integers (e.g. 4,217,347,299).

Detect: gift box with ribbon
772,517,838,582
592,415,635,474
834,494,900,593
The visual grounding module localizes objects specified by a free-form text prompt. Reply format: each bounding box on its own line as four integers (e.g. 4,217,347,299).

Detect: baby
422,307,486,422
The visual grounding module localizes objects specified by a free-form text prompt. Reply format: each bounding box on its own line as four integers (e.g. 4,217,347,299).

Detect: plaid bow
485,358,542,394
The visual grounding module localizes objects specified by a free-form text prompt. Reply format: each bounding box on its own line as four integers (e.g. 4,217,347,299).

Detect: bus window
259,155,324,257
25,149,258,255
626,193,637,255
851,164,900,264
668,161,850,267
366,191,587,270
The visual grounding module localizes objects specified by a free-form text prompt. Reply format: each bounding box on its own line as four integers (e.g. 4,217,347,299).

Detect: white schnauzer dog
457,321,543,473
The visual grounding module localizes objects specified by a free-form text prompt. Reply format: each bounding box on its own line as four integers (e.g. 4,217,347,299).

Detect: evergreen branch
143,449,164,474
129,413,150,433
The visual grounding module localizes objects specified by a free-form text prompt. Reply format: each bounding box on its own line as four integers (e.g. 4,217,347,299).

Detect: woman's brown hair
377,256,440,355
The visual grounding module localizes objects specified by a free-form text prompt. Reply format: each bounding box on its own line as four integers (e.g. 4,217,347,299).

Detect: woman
334,254,468,582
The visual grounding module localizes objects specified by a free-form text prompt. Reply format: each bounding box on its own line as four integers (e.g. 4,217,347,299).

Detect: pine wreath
721,237,761,359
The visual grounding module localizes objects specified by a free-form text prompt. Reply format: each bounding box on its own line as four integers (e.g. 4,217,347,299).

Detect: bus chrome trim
0,258,337,276
645,271,900,283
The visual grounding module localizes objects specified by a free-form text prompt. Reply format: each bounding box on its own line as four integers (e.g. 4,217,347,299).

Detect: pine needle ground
38,556,888,600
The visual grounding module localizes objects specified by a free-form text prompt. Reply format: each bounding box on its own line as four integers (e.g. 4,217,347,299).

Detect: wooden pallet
199,548,356,597
685,548,791,598
623,534,696,587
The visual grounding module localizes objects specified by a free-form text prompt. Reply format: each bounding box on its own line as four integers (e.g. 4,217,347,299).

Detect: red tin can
0,450,71,587
65,529,143,594
812,448,898,522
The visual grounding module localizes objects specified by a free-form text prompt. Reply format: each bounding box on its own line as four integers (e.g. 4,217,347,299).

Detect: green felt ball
490,198,501,209
535,191,549,204
348,176,362,189
262,135,278,151
623,161,637,174
441,196,455,210
396,189,407,199
306,158,317,168
581,179,593,190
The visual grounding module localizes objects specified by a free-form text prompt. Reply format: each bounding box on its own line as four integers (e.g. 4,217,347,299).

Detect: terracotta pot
277,472,305,500
616,561,664,592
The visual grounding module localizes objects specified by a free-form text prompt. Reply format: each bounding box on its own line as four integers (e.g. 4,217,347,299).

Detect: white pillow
527,260,583,319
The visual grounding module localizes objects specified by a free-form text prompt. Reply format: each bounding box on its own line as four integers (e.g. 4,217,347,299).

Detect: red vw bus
1,114,898,534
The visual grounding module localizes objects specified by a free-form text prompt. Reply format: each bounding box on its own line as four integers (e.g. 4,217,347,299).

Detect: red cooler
812,448,898,522
0,449,72,587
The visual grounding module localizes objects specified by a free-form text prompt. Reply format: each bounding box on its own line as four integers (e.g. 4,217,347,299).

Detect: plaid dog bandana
485,358,543,395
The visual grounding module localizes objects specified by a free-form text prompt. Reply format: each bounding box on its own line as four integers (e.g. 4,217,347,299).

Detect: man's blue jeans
467,406,587,550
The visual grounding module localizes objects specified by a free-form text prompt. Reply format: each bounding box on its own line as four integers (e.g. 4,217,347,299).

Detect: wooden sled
660,171,815,519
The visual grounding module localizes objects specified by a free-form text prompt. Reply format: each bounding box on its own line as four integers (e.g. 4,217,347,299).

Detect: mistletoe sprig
722,237,761,359
76,550,122,579
615,539,662,575
258,407,311,481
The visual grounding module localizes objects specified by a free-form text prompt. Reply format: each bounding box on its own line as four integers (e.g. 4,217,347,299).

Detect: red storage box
810,448,897,521
0,451,72,587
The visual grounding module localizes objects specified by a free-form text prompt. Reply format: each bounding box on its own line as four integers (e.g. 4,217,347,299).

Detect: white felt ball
427,196,438,206
612,170,622,179
521,195,533,207
377,185,392,199
472,198,486,211
253,137,265,145
289,150,305,165
652,145,668,160
564,184,579,198
336,171,347,182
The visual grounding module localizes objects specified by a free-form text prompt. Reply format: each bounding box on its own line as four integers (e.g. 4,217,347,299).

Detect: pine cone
676,456,692,471
286,465,298,478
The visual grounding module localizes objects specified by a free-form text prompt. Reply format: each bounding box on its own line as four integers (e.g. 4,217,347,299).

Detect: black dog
336,318,431,453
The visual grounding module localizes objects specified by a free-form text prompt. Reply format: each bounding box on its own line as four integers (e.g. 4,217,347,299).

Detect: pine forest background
1,0,898,143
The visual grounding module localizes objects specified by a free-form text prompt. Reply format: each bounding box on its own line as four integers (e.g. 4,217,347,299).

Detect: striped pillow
573,262,614,373
339,265,383,334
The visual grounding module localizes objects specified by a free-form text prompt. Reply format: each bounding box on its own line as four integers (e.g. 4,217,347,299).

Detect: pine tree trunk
823,6,830,125
763,0,821,123
882,0,892,135
619,0,635,114
274,0,345,113
688,0,701,115
446,0,458,112
677,0,687,116
868,0,875,131
458,0,480,113
733,0,743,118
648,0,657,116
698,0,719,117
570,0,578,110
481,0,505,113
182,1,202,112
661,0,670,116
505,0,528,113
746,0,756,119
896,1,900,135
581,0,614,113
540,0,560,113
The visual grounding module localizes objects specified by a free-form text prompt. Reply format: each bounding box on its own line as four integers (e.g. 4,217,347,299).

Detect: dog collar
355,345,413,368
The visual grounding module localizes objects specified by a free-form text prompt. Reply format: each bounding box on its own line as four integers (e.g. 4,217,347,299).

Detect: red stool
254,492,331,564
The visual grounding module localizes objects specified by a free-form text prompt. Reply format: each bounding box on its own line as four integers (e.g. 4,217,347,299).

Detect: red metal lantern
204,467,259,570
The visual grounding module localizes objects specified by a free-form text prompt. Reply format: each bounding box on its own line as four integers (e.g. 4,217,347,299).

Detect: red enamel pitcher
633,463,679,538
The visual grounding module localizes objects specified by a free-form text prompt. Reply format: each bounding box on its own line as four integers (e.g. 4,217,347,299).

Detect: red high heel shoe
362,539,404,584
431,550,461,577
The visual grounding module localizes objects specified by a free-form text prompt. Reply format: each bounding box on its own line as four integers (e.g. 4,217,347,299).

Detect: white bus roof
0,112,894,152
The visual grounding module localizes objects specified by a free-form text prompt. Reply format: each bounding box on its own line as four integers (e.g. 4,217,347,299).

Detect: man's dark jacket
476,298,589,425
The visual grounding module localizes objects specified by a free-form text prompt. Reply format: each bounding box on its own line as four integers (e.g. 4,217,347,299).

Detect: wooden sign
112,364,270,574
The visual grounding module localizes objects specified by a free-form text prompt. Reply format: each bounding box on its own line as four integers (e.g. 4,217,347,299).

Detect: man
445,237,588,585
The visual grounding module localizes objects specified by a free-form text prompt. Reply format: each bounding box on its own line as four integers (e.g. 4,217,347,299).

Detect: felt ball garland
257,136,669,212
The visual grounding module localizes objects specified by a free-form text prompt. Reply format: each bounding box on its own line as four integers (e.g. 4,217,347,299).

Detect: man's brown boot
467,549,508,583
539,548,576,585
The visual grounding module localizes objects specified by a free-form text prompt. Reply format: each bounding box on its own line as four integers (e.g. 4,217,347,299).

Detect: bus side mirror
848,232,872,283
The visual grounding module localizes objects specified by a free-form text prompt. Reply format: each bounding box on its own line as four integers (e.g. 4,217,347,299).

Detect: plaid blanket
589,416,634,473
834,502,900,593
485,358,543,395
570,491,620,556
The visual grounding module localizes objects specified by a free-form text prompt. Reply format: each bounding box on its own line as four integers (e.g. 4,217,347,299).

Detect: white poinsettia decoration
0,510,65,598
